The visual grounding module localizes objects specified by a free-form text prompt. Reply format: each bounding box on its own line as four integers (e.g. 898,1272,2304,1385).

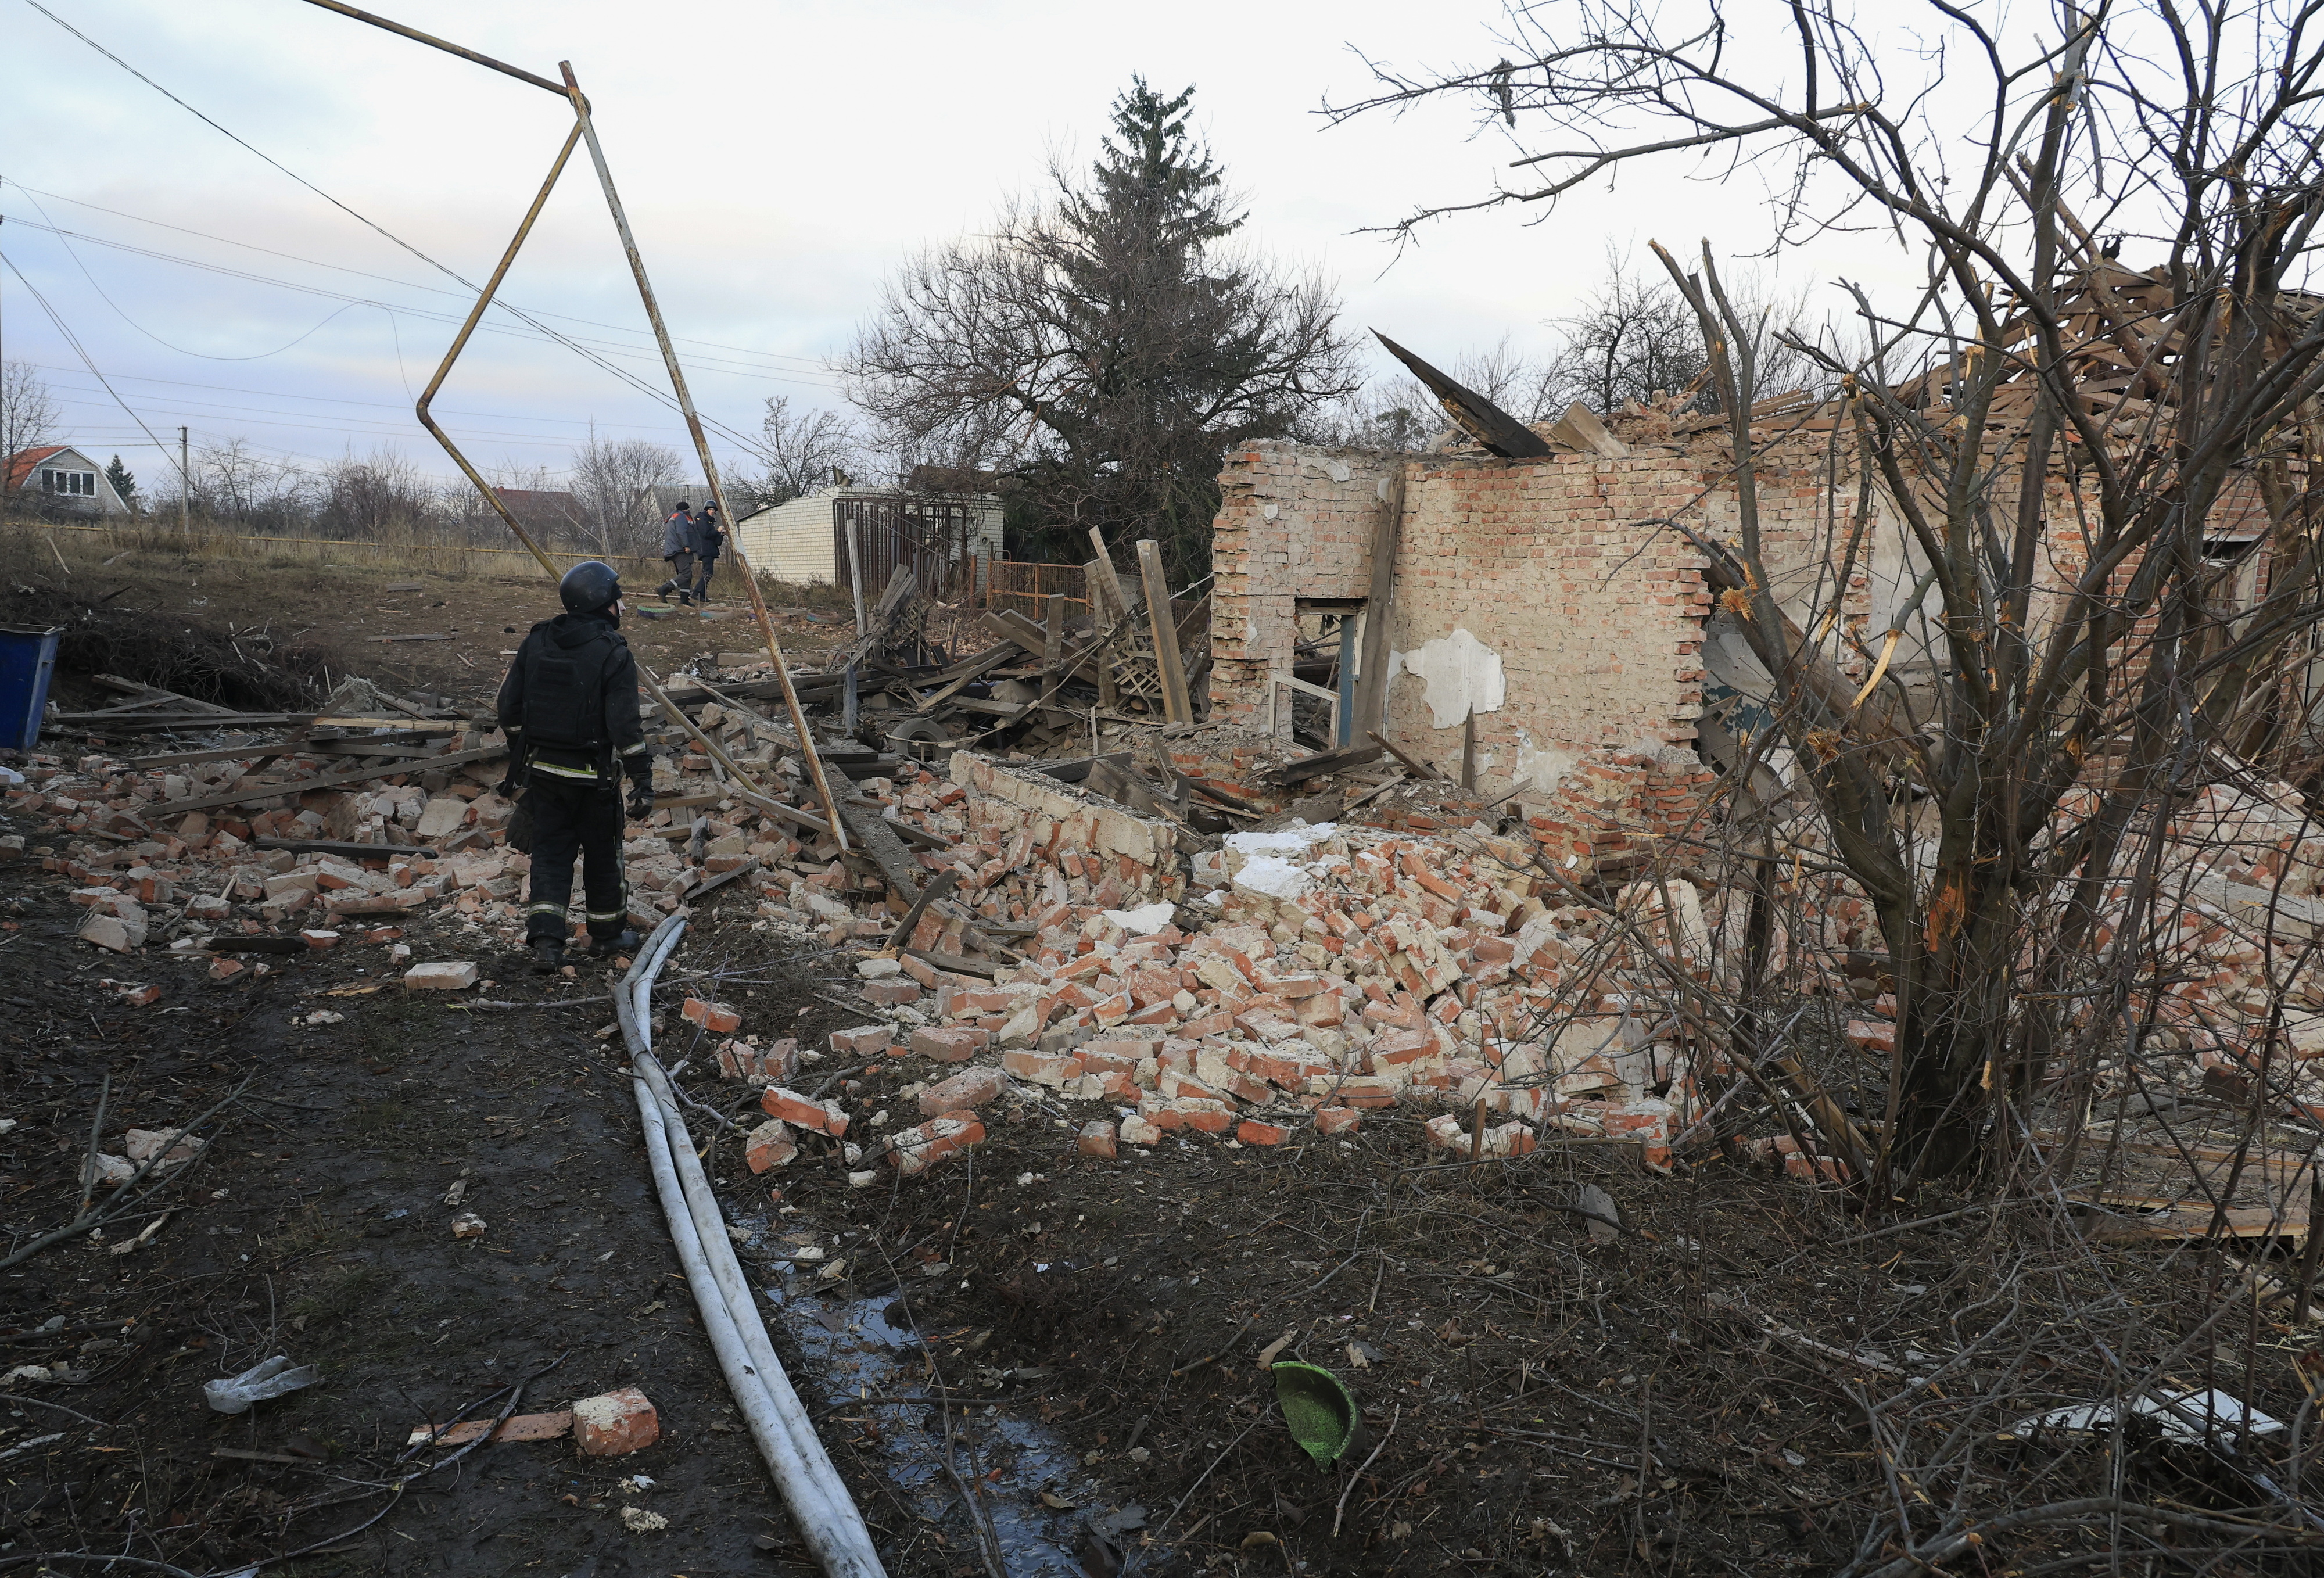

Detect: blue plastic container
0,626,64,751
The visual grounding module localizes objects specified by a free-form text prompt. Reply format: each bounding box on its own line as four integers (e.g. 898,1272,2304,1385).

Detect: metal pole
296,0,567,94
178,426,188,536
557,60,849,854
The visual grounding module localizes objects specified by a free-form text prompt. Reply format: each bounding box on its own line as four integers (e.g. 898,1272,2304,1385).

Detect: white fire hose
616,913,886,1578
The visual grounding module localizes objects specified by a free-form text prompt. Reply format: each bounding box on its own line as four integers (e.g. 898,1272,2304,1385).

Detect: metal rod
413,121,584,545
296,0,568,94
557,60,850,855
400,120,765,806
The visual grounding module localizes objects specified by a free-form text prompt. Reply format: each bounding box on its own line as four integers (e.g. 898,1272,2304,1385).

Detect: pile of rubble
15,662,2324,1192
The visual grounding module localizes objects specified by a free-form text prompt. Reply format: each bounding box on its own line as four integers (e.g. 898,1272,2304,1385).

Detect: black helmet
559,560,622,618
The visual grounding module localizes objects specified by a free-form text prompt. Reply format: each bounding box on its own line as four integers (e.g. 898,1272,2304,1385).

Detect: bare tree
1335,1,2324,1183
569,429,683,558
192,437,311,532
736,396,860,508
845,78,1361,574
1,358,60,468
317,446,436,538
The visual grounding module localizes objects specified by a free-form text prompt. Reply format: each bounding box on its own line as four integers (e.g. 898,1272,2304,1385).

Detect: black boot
589,929,641,959
530,938,566,974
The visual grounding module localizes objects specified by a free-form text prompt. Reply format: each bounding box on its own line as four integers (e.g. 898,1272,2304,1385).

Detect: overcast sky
1,0,1918,494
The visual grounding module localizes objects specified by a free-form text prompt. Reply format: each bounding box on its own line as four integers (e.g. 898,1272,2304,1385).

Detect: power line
23,360,749,435
18,0,784,462
0,249,187,487
1,212,838,386
4,180,837,374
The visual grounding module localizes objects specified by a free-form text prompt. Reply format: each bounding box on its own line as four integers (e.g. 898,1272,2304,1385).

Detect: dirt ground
5,530,2319,1577
0,528,858,712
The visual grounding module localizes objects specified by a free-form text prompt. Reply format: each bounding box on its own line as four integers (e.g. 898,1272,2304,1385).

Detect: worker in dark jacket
655,501,697,607
690,502,725,604
497,561,654,971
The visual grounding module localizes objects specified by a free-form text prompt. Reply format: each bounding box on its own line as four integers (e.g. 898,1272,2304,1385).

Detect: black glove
626,781,654,821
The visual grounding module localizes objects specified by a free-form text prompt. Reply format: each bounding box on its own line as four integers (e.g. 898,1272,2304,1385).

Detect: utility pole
178,426,188,536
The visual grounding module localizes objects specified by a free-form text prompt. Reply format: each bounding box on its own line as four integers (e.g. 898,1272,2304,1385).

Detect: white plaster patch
1514,741,1580,795
1328,460,1351,482
1262,503,1279,521
1222,824,1339,902
1390,628,1506,730
1102,901,1178,936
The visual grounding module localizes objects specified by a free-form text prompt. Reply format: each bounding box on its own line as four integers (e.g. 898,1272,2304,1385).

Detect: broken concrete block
744,1118,797,1173
1077,1121,1118,1158
761,1086,848,1138
122,1127,203,1166
77,909,145,953
414,798,473,840
404,960,477,991
682,998,743,1034
573,1387,659,1457
917,1066,1006,1117
856,956,903,981
1119,1114,1163,1147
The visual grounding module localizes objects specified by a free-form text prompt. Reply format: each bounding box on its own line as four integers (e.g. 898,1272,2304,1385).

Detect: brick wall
1210,442,1400,729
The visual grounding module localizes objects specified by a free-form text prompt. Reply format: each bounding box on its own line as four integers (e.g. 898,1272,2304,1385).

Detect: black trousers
692,554,716,600
521,774,628,945
656,551,695,599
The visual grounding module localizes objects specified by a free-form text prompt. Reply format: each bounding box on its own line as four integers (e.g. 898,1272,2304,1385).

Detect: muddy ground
4,529,2314,1577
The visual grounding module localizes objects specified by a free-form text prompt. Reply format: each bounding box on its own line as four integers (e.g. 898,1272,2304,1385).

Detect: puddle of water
770,1271,1145,1575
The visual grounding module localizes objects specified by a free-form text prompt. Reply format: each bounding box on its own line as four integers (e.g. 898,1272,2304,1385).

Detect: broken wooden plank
255,837,439,860
142,744,507,819
1368,730,1447,781
1136,537,1193,725
678,857,760,903
58,712,321,733
882,869,961,959
1373,331,1552,458
1274,743,1383,785
1351,464,1405,738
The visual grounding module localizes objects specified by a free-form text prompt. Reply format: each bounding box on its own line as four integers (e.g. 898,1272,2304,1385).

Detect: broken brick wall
1208,440,1399,729
1208,440,1724,867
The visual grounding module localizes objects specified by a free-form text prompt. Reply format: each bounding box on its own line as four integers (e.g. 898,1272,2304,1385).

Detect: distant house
5,444,132,517
734,485,1003,597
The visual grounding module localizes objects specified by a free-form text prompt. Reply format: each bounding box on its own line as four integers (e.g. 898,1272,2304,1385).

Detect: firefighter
496,560,654,972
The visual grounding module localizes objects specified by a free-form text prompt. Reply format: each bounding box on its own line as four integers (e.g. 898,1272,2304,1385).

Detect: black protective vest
521,625,623,756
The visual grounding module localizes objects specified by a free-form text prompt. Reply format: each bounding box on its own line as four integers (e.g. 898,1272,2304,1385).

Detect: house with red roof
5,444,133,517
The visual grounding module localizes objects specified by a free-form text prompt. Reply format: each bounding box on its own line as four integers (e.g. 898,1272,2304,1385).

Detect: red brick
886,1112,986,1176
1236,1119,1291,1146
683,998,743,1034
1076,1121,1118,1158
862,980,921,1006
1314,1106,1361,1135
761,1086,848,1138
744,1118,797,1172
918,1066,1006,1117
910,1026,987,1063
572,1387,659,1457
1000,1049,1084,1088
831,1024,894,1056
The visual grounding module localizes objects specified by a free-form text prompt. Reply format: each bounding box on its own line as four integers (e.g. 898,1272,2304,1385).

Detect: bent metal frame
297,0,851,852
